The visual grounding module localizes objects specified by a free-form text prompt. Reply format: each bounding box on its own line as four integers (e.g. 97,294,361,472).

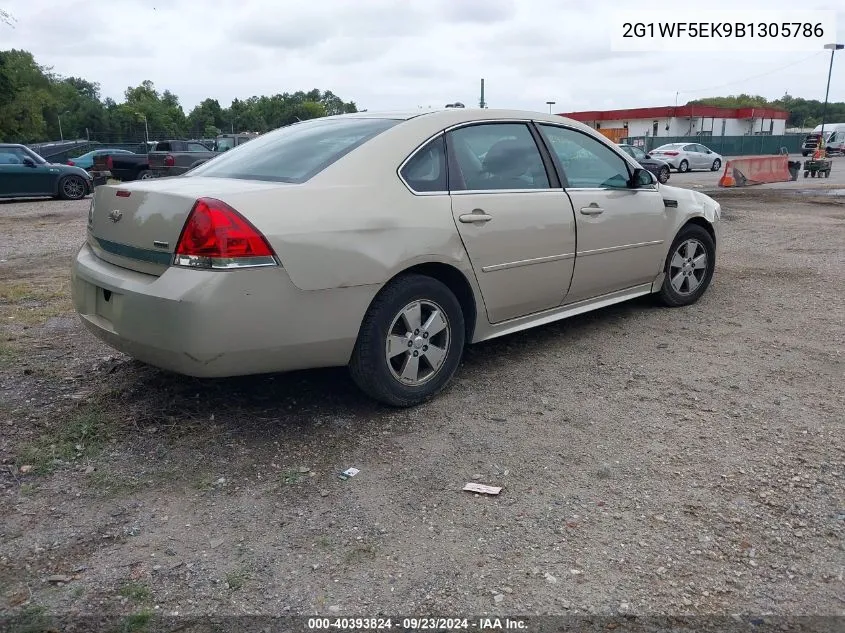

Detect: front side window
189,117,399,183
0,147,38,164
400,136,447,193
539,125,630,189
447,123,550,191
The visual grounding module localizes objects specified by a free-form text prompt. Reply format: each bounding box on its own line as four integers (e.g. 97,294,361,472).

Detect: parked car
67,148,135,171
650,143,723,173
72,109,721,407
617,143,671,183
147,140,216,178
0,143,93,200
93,151,153,182
148,135,258,178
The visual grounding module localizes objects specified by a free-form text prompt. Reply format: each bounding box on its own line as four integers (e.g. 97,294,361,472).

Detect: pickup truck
91,142,157,182
148,134,257,178
147,140,216,178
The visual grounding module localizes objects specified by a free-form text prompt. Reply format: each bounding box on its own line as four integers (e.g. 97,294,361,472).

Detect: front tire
58,175,87,200
349,274,465,407
711,158,721,171
657,166,670,183
657,224,716,307
678,159,689,173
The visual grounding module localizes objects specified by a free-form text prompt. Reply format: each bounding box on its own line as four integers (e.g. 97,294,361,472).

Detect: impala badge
108,209,123,223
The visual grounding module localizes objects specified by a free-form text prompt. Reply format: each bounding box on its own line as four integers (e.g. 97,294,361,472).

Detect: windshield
189,117,400,183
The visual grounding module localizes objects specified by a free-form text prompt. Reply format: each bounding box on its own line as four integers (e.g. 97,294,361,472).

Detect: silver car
72,109,721,407
650,143,723,173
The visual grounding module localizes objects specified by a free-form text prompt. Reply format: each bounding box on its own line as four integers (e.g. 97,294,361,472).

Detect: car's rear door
445,121,577,324
537,124,667,303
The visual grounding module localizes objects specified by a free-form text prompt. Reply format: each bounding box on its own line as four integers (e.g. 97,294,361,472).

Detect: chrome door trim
481,252,576,273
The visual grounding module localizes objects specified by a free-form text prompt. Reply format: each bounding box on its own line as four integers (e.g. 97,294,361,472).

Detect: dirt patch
0,191,843,622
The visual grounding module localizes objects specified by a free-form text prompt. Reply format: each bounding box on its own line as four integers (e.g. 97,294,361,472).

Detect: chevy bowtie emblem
108,209,123,223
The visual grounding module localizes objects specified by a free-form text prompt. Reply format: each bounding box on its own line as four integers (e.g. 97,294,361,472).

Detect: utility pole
546,101,556,114
820,43,844,149
479,78,486,109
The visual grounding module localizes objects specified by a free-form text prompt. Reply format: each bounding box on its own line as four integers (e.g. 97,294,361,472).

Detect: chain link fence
621,135,805,156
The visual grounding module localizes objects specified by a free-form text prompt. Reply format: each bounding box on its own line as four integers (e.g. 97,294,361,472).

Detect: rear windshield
187,117,400,183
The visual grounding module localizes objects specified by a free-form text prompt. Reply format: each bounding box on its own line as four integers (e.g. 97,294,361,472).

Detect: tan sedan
72,109,721,406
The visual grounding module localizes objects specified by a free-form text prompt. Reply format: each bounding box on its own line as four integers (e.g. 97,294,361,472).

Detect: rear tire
349,274,465,407
657,224,716,308
678,160,689,173
137,169,153,180
58,175,87,200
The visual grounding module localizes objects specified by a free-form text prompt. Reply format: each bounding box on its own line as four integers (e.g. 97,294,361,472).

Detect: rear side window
154,142,172,151
400,136,447,192
189,118,400,183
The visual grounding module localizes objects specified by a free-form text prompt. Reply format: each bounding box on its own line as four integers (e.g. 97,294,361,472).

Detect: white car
649,143,723,173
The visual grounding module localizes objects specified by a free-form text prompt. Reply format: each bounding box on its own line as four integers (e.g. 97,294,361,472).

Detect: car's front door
0,148,55,195
537,124,668,303
446,122,577,324
683,144,703,169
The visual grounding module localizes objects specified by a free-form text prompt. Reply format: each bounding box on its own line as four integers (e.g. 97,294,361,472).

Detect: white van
802,123,845,156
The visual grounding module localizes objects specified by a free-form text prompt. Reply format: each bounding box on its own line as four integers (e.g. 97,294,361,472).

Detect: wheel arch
370,262,479,343
683,216,716,245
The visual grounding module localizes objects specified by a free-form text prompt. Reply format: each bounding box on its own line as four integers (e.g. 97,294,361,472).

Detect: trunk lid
87,177,291,275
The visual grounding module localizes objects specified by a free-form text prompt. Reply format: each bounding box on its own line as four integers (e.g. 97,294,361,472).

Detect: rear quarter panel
226,114,478,293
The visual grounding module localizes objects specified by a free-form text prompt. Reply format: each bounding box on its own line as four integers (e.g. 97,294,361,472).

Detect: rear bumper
71,243,379,377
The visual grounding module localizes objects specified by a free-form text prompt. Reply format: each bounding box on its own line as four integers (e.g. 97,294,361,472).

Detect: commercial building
557,105,789,143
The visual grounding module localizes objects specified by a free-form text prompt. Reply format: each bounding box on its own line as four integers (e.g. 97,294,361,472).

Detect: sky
2,0,844,114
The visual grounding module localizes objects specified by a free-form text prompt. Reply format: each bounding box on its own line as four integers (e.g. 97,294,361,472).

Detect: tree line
688,94,845,129
0,49,359,144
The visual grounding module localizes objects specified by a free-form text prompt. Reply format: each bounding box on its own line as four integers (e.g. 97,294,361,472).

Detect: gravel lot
0,180,843,628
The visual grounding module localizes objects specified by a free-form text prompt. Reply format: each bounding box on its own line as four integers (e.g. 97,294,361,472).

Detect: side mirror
644,153,652,159
705,149,712,154
630,167,655,188
22,157,36,167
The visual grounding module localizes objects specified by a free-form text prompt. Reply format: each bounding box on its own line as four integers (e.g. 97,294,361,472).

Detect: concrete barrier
718,155,791,187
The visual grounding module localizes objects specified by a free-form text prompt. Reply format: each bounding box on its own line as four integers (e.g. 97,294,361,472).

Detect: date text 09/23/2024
307,617,528,630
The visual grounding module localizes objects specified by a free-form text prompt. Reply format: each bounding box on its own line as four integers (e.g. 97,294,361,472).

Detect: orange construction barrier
718,155,791,187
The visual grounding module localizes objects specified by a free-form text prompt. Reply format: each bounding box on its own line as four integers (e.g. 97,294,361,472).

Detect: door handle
459,209,493,224
579,204,604,216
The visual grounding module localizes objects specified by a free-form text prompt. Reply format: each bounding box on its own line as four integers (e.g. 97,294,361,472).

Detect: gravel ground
0,186,843,628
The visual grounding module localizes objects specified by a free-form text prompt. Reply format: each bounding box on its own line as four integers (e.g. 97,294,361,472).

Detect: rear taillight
664,151,679,156
164,154,175,167
173,198,277,269
67,160,75,166
105,156,113,170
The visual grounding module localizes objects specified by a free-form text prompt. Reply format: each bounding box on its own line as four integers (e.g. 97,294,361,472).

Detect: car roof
0,143,28,149
322,108,586,128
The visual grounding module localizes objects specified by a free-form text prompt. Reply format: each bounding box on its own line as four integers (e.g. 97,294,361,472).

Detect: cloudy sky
2,0,844,113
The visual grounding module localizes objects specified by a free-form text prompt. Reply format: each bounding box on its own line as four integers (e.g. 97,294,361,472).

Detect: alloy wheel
385,300,451,386
669,239,708,295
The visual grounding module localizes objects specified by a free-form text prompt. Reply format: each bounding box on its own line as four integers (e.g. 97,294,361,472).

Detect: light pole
57,111,69,141
820,43,844,150
136,112,149,145
546,101,556,114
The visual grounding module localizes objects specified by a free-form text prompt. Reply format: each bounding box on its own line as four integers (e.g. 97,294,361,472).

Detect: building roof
558,105,789,122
